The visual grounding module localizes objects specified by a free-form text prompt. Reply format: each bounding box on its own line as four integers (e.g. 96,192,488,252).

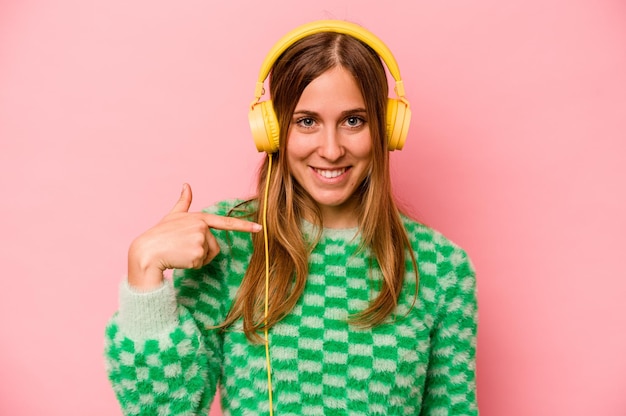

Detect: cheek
353,134,374,159
355,139,374,175
360,142,373,158
285,134,311,162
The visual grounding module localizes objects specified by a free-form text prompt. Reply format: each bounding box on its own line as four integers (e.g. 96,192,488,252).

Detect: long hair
220,31,418,341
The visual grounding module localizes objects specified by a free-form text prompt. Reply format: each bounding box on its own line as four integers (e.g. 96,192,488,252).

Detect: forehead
295,67,365,112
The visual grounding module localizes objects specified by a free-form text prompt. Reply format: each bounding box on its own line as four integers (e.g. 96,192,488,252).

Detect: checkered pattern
105,200,478,415
104,309,214,415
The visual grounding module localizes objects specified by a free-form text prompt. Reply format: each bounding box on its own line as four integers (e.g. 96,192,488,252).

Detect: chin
314,194,358,210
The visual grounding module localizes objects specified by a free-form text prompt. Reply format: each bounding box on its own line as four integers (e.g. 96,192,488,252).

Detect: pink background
1,0,625,415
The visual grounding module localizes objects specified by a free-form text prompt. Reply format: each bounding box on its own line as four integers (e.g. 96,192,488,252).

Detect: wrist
128,238,164,290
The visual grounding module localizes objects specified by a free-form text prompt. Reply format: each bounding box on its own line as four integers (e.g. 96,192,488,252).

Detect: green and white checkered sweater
105,200,478,415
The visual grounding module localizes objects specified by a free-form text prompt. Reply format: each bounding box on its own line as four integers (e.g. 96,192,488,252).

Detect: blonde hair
220,32,418,341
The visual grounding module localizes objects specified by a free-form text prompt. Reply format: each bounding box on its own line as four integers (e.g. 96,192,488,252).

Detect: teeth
315,168,347,178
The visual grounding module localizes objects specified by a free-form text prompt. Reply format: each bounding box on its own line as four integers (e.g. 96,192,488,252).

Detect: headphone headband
253,20,406,101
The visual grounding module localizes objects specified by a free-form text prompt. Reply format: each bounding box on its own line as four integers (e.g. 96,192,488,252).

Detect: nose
317,127,345,161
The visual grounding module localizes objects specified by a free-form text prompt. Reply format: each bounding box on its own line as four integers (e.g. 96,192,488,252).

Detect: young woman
105,20,478,415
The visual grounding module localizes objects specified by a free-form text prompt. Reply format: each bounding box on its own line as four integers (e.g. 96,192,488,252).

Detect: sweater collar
300,219,361,242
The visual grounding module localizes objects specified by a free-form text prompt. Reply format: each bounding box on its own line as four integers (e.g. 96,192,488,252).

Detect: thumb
170,183,192,214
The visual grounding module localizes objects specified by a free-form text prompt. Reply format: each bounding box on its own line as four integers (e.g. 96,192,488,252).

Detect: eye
296,117,316,128
345,116,365,128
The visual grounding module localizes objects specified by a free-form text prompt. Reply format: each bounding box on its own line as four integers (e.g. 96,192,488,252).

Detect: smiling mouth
313,167,348,179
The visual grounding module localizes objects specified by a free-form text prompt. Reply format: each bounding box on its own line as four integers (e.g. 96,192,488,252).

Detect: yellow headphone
248,20,412,153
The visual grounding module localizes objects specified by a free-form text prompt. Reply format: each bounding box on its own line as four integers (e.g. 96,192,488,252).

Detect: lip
310,166,351,183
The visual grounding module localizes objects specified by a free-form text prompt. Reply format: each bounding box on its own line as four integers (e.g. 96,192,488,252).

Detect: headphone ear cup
386,98,411,151
249,101,280,153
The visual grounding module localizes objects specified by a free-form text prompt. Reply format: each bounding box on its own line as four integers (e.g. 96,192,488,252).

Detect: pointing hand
127,184,261,290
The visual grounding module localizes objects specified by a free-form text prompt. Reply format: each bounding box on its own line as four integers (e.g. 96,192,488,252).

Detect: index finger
200,213,262,233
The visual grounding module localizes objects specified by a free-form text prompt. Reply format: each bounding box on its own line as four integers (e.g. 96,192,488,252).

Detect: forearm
421,252,478,415
104,281,218,415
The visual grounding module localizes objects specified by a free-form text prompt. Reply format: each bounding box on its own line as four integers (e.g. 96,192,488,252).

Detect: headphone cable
262,153,274,415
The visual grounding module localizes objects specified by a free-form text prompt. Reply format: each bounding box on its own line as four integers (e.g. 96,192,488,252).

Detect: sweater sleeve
421,247,479,416
104,270,224,416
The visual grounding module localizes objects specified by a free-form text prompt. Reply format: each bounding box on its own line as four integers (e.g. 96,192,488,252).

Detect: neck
318,201,359,229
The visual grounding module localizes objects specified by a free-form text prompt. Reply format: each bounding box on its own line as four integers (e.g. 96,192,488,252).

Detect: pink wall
1,0,625,414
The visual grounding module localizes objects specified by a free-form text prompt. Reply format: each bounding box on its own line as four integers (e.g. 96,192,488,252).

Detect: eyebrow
292,108,367,118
